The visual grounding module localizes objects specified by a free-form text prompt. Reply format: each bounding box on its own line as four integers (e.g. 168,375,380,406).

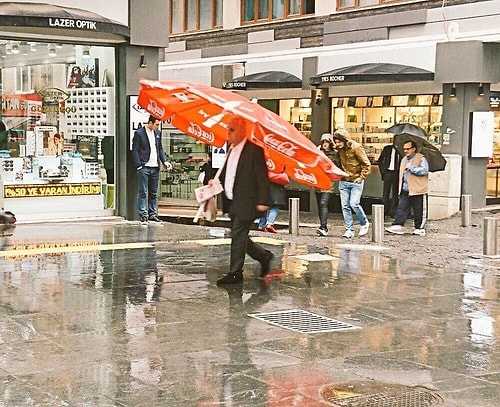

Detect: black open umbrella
393,133,447,172
386,122,428,138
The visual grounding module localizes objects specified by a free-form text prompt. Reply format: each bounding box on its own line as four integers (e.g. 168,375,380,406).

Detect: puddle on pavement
0,228,498,406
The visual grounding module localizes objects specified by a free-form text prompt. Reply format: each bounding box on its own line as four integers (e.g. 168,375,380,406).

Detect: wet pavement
0,218,498,406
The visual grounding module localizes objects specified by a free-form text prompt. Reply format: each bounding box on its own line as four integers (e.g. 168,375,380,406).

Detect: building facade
160,0,500,216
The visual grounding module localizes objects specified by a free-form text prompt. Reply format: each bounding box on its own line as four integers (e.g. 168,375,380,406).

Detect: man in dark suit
215,114,273,285
131,115,172,224
377,142,400,217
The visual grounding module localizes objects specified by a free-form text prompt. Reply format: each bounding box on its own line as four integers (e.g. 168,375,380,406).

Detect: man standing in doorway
332,128,371,238
132,115,172,225
385,140,429,236
216,114,273,285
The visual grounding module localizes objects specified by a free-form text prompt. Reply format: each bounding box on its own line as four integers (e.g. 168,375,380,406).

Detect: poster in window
76,135,99,159
67,59,99,88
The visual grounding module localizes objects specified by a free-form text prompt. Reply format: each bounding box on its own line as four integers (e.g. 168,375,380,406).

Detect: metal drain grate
247,309,359,334
321,382,442,407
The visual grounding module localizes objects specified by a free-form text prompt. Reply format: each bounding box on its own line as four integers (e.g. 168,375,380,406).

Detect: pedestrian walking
377,142,401,217
332,128,371,238
215,114,273,285
258,178,287,233
385,140,429,236
131,115,172,225
315,133,339,236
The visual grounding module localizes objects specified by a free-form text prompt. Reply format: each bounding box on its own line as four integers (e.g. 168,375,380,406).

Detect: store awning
310,63,434,86
223,71,302,90
0,2,129,42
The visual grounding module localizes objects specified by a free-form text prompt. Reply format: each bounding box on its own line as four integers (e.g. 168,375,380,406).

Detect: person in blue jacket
131,115,172,224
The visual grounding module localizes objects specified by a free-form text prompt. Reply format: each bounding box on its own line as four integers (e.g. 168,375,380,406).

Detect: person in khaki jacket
332,129,371,238
385,140,429,236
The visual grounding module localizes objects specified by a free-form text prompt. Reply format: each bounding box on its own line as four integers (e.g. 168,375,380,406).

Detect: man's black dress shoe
260,250,274,278
217,271,243,286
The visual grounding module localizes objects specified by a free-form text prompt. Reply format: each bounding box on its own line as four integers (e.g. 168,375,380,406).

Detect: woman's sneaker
412,228,426,236
316,227,328,237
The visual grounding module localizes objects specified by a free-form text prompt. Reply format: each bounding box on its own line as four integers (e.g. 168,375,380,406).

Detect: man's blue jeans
339,180,368,232
137,166,160,218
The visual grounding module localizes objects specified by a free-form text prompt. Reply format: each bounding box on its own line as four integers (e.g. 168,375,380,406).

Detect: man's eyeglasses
403,147,414,151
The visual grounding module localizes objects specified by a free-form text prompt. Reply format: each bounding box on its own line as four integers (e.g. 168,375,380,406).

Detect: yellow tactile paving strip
0,242,154,258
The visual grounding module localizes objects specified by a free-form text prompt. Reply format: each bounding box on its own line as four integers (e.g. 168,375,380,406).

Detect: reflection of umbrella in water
138,79,347,189
393,133,447,172
385,122,428,139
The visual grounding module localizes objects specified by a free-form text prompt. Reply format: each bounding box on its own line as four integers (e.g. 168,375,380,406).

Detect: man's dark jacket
219,141,271,221
377,144,400,180
131,126,168,169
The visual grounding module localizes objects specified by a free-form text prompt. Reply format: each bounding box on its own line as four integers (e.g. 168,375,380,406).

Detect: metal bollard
289,197,300,236
483,217,497,256
371,204,384,243
461,194,472,227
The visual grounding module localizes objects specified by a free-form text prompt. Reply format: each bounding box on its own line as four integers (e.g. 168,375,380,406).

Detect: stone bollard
461,194,472,227
289,197,300,236
483,217,497,256
371,204,384,243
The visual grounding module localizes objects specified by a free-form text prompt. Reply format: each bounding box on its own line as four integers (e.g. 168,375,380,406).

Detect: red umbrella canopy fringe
138,79,346,189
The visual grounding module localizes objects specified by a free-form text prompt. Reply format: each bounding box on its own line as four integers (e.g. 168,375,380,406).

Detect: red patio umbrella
138,79,346,189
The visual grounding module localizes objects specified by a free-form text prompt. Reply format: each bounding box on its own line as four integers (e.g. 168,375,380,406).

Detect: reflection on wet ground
0,221,498,406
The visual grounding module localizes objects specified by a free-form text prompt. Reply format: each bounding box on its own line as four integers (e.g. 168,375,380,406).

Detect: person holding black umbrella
385,140,429,236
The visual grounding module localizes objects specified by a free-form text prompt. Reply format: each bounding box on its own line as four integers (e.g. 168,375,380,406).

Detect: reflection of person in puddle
98,227,162,303
218,284,269,404
337,249,361,278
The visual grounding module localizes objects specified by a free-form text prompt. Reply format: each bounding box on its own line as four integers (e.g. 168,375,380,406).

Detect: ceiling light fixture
48,43,57,57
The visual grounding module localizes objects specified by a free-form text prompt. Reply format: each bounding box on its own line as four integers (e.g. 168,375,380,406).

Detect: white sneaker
342,230,355,238
385,225,404,234
359,222,370,236
413,228,426,236
316,227,328,237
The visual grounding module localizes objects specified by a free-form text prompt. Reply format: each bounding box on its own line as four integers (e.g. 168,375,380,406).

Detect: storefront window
0,40,116,211
332,94,442,164
486,93,500,199
280,98,312,138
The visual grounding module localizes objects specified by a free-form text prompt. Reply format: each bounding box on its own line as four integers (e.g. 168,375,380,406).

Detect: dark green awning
310,63,434,86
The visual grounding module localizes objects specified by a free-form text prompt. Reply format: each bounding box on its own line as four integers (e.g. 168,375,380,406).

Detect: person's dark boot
260,250,274,278
217,271,243,286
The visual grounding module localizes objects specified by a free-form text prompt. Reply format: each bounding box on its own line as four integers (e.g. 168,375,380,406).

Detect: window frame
242,0,315,24
169,0,223,34
337,0,401,12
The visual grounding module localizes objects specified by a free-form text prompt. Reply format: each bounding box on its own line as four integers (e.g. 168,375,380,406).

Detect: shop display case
64,87,115,138
290,105,312,138
333,97,442,164
0,155,104,219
